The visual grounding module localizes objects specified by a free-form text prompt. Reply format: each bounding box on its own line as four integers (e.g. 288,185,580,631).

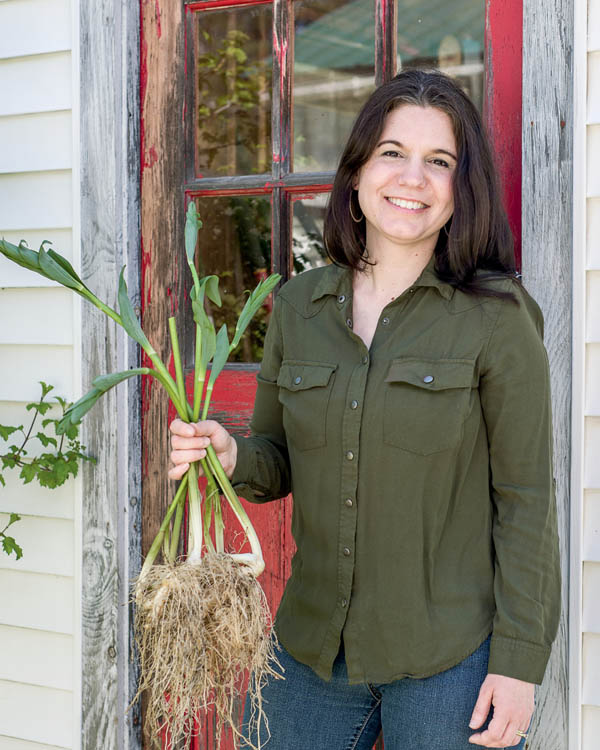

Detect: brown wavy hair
323,69,519,298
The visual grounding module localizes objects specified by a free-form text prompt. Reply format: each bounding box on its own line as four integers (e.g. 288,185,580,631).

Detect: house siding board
582,633,600,705
0,680,72,748
588,199,600,268
0,52,71,116
0,2,78,747
0,0,71,60
0,515,74,576
0,625,73,691
586,345,600,414
0,288,73,345
0,171,72,230
0,111,72,174
0,345,73,402
583,491,600,561
582,706,600,750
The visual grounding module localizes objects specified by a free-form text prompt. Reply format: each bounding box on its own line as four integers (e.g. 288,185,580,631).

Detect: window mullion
375,0,397,85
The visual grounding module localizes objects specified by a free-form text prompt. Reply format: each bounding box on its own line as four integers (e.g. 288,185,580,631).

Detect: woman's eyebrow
376,139,457,160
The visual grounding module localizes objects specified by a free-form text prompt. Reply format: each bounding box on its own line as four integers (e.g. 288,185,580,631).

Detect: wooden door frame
74,0,573,747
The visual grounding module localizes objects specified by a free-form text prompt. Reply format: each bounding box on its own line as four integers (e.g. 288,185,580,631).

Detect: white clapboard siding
582,633,600,705
587,271,600,340
0,229,73,288
589,52,600,123
0,471,74,519
0,737,67,750
0,288,73,345
583,562,600,632
0,345,73,402
585,418,600,489
0,171,72,231
0,111,72,174
582,706,600,750
0,52,71,117
0,0,71,60
0,680,72,748
0,570,73,633
589,199,600,269
0,515,74,576
588,126,600,197
0,625,73,690
591,0,600,51
584,491,600,560
586,344,600,414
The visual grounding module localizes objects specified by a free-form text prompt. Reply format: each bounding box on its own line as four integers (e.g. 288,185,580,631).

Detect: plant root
133,553,282,749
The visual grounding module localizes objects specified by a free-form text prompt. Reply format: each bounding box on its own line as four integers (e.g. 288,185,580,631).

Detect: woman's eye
382,149,402,158
431,158,451,168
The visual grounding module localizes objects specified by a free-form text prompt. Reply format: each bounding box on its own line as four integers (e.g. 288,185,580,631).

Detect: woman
169,70,561,749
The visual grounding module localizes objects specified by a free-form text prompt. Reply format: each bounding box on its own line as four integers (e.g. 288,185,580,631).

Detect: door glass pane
193,195,272,362
292,193,330,273
195,5,272,177
397,0,485,111
293,0,375,172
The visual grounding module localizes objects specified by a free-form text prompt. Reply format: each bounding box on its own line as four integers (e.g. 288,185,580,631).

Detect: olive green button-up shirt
231,257,561,686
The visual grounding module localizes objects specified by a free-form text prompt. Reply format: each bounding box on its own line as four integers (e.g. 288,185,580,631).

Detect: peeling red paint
484,0,523,266
154,0,162,38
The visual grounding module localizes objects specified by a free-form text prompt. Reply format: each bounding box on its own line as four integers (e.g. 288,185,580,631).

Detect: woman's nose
396,157,426,186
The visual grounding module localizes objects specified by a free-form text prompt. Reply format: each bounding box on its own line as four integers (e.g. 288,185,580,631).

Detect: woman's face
353,104,457,257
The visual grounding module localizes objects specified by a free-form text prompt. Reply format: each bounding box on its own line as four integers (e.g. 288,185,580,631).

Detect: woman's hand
468,673,534,747
168,419,238,480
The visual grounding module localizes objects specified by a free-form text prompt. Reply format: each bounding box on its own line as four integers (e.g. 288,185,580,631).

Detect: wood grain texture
79,0,141,748
522,0,572,746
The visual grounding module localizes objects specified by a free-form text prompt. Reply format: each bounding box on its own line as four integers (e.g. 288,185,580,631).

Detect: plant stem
140,473,189,578
192,325,206,422
186,463,203,563
168,317,188,410
168,491,185,563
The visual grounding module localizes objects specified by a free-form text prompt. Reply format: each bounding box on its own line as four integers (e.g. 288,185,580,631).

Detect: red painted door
140,1,523,747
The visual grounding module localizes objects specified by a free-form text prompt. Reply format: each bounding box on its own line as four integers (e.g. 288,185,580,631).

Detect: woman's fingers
168,461,189,480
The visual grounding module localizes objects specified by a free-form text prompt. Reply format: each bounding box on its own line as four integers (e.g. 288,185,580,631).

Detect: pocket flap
385,358,475,391
277,361,337,391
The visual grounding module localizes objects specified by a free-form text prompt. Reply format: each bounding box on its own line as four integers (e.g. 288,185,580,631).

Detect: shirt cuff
488,634,551,684
230,434,272,504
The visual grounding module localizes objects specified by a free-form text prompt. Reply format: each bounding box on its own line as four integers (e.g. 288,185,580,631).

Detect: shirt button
343,547,351,556
341,599,348,608
294,376,302,385
409,288,415,293
350,400,358,409
337,294,346,303
346,318,353,328
382,317,390,325
345,498,353,507
345,450,354,461
362,355,369,365
423,375,434,384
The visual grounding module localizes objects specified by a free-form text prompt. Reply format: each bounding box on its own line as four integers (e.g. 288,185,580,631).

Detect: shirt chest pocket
383,358,476,456
277,360,337,451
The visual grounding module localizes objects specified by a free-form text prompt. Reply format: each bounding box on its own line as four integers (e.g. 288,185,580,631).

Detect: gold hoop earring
349,193,363,223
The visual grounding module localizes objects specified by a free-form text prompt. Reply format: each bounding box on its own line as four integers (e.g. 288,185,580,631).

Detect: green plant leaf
207,324,229,388
0,238,45,277
46,250,88,289
36,432,57,448
20,461,38,484
26,401,52,415
56,368,150,434
118,268,151,350
184,202,203,265
0,425,19,441
9,513,20,525
202,275,221,307
39,245,86,292
230,273,280,350
2,535,23,560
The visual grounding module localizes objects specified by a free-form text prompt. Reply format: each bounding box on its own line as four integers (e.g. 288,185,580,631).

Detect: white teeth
387,197,427,210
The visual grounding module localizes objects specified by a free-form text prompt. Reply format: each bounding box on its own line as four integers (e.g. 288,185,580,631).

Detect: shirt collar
310,255,454,303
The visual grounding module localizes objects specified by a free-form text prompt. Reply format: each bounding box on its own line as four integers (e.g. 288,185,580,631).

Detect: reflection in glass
195,6,272,176
293,0,375,172
397,0,484,111
194,195,272,362
292,193,330,274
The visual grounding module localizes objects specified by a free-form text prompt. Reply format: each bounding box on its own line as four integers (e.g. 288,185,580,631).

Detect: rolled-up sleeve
231,297,291,503
479,284,561,684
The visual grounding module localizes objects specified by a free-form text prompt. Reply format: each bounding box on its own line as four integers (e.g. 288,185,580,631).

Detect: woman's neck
354,247,433,302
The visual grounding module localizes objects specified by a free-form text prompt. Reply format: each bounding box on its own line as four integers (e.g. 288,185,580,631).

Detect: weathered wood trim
522,1,573,748
80,0,141,748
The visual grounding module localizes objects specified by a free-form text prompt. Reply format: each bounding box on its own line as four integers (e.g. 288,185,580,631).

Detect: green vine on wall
0,382,93,559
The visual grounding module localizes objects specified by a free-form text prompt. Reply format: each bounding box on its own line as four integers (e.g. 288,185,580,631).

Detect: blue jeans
242,635,529,750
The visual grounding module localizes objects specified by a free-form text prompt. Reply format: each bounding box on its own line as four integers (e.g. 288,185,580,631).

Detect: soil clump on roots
133,553,282,748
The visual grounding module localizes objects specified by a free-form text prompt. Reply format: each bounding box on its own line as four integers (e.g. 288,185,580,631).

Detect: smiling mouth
386,197,428,210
